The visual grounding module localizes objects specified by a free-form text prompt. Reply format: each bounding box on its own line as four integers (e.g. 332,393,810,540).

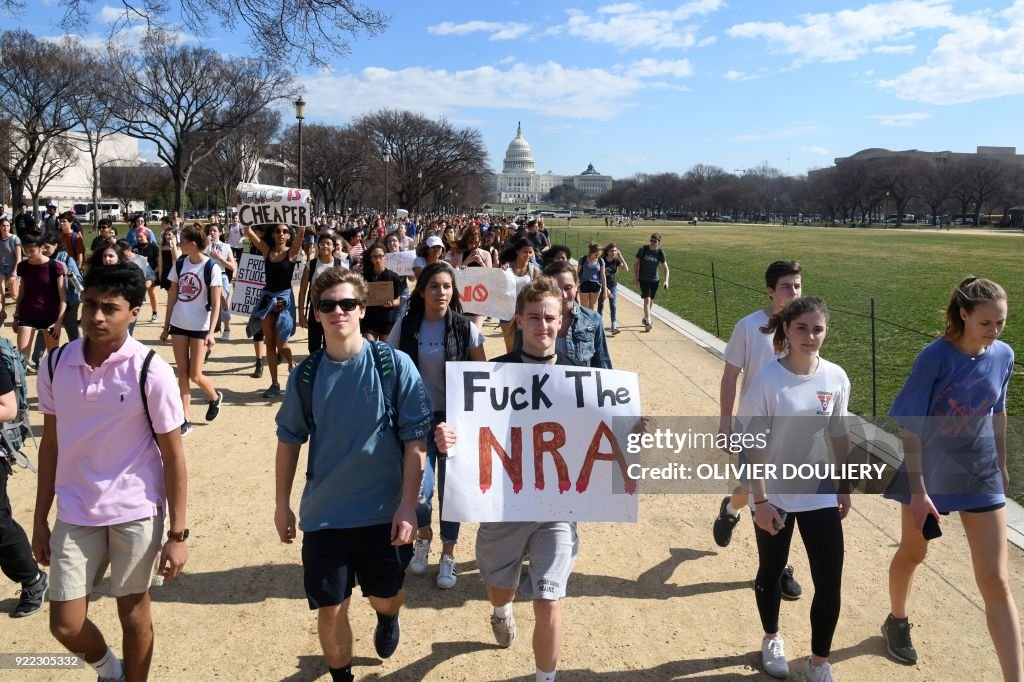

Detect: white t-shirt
168,256,224,331
386,316,484,412
226,224,245,248
736,357,851,513
723,309,782,401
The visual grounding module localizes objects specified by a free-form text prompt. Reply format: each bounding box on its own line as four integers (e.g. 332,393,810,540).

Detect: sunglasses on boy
316,298,361,313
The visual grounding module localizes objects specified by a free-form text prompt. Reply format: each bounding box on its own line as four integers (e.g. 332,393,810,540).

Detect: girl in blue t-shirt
883,277,1022,680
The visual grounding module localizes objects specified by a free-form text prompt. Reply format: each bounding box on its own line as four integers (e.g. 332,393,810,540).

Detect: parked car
148,209,167,221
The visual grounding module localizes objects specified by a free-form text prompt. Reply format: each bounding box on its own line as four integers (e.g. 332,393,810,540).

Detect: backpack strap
175,254,186,279
138,349,157,439
297,348,324,434
371,340,399,437
46,343,69,382
203,258,215,311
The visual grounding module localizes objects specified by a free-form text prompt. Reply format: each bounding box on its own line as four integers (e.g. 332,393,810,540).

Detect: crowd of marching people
0,203,1020,682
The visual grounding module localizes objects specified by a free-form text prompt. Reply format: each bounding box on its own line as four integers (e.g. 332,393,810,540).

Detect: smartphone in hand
922,513,942,540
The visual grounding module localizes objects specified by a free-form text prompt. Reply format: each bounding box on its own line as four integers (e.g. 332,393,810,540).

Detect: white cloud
723,69,755,81
733,123,818,141
563,0,725,50
98,4,126,23
301,59,695,123
802,145,832,156
880,2,1024,104
427,20,531,41
869,112,933,126
727,0,964,64
873,44,916,54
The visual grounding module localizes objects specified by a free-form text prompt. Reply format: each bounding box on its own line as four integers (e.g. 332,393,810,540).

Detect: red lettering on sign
576,421,636,495
461,284,490,303
533,422,570,493
479,427,523,494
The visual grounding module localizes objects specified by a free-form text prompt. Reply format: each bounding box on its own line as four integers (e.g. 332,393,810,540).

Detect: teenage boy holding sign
435,276,584,682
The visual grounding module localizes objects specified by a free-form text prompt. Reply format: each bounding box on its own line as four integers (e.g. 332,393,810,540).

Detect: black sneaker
12,571,47,618
882,613,918,664
251,359,264,379
180,420,193,437
781,565,802,600
713,496,741,548
374,613,400,659
262,384,282,399
205,391,223,422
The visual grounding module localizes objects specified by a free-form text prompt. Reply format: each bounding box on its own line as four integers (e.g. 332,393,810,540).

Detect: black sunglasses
317,298,361,313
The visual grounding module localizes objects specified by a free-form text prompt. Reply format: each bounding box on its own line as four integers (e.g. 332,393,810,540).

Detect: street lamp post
438,182,443,212
454,191,459,214
383,152,390,216
294,96,306,188
416,171,422,215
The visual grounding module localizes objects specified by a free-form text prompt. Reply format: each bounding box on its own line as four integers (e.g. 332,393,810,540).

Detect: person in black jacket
387,262,486,590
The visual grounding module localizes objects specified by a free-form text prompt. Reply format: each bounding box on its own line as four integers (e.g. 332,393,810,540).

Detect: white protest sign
385,250,417,277
235,182,311,230
453,268,516,320
230,253,265,317
443,362,641,523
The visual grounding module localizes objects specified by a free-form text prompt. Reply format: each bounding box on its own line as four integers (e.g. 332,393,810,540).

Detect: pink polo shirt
38,336,185,526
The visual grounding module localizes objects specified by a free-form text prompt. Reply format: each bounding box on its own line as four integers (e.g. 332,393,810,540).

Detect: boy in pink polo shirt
32,263,188,682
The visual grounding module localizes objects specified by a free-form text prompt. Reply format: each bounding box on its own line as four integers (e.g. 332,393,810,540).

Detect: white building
492,123,612,203
14,131,143,213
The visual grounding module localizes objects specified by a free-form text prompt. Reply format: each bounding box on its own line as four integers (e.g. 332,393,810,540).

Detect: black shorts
301,524,412,610
579,281,602,294
169,325,208,339
941,501,1006,515
17,318,56,330
639,280,659,299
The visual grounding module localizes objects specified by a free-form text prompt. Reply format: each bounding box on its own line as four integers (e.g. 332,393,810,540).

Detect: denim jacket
563,302,612,369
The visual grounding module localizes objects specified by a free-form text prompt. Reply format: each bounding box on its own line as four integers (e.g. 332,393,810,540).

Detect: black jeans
306,313,325,354
753,506,844,658
0,461,39,585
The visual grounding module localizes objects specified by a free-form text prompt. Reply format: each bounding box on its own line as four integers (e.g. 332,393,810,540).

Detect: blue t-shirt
578,256,604,285
885,338,1013,512
276,341,433,531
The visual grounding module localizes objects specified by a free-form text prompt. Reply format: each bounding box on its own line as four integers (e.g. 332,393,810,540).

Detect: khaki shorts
50,516,164,601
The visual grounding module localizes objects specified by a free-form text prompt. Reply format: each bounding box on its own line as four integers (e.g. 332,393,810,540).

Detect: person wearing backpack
28,234,85,371
33,263,188,682
159,224,224,436
0,336,49,618
274,268,432,682
13,232,66,362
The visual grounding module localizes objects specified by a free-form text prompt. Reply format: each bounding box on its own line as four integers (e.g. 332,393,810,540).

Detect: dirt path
5,287,1022,681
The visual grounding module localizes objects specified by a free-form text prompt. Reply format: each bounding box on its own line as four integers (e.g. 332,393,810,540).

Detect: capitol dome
502,122,535,174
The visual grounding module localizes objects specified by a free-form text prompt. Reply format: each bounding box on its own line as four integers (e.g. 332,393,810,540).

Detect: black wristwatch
167,529,190,542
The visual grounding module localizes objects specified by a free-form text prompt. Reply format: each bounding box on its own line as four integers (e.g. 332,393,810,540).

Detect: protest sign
230,253,265,317
235,182,311,230
453,268,516,320
366,280,395,307
443,362,641,522
384,250,417,277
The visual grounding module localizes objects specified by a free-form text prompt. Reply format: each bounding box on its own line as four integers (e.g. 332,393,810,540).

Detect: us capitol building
490,123,613,204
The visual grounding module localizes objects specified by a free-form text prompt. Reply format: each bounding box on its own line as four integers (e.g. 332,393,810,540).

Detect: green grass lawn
546,221,1024,504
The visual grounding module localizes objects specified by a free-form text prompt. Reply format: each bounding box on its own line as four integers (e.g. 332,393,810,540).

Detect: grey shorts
475,521,578,600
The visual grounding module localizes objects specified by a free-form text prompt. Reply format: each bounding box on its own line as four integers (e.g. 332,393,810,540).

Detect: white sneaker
490,612,517,647
805,659,834,682
436,554,457,589
761,636,789,678
409,538,430,575
221,329,230,340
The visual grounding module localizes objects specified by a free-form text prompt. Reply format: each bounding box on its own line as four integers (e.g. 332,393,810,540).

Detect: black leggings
753,506,844,658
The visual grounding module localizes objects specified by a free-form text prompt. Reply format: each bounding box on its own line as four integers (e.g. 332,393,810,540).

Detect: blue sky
17,0,1024,179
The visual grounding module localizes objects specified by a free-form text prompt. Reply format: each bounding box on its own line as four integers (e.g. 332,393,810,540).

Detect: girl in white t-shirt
205,224,236,340
297,231,345,353
737,296,850,682
160,224,224,435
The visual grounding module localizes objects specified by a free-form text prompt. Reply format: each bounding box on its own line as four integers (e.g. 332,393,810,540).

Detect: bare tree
0,30,85,207
102,164,172,215
106,34,296,212
916,158,958,225
354,110,489,213
872,158,918,226
0,0,389,67
194,109,281,214
23,137,78,212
